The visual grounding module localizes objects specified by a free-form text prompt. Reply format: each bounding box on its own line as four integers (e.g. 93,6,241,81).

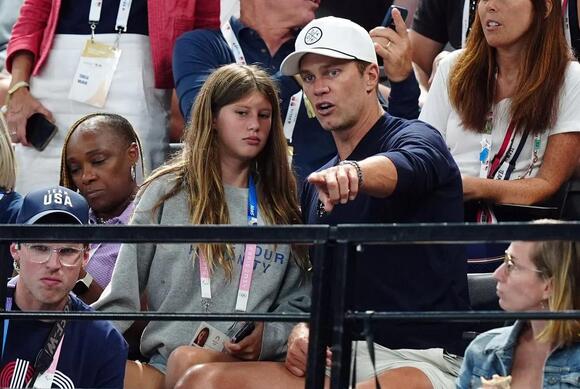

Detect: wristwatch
73,272,93,295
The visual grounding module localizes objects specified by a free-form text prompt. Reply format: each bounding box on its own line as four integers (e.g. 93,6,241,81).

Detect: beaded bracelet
338,160,364,188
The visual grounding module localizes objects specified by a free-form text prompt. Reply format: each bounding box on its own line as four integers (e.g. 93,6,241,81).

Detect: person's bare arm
462,132,580,204
409,30,444,79
5,50,53,146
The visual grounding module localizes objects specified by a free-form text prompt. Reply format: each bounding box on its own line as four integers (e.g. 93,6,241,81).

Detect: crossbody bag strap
363,317,382,389
26,298,71,388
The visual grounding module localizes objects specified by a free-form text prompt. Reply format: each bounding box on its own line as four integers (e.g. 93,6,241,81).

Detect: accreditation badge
68,40,121,108
190,321,228,352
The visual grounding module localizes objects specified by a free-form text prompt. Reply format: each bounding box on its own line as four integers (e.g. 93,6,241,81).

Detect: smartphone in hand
26,113,57,151
381,5,409,30
230,322,255,343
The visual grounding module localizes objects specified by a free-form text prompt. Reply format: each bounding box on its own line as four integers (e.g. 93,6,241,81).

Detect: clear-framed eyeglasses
503,251,543,275
20,243,85,267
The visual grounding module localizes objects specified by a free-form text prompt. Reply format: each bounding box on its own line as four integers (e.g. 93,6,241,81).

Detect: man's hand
285,323,310,377
369,8,413,82
224,321,264,361
307,162,361,213
6,87,54,146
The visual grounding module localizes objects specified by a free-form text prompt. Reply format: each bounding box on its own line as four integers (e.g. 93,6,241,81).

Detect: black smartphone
381,5,409,30
26,113,57,151
231,322,255,343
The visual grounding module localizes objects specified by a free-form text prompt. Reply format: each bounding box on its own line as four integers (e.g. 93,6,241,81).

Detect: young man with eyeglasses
1,186,127,388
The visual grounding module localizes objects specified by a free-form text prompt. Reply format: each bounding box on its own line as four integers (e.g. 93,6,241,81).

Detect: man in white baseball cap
169,16,468,389
280,16,379,76
172,0,420,190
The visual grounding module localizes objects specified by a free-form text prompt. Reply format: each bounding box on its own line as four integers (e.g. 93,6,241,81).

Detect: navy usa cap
16,186,89,225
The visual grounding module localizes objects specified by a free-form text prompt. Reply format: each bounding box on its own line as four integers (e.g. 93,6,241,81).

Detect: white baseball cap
281,16,377,76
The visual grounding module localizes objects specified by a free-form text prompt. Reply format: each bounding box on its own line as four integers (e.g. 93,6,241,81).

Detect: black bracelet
339,160,364,188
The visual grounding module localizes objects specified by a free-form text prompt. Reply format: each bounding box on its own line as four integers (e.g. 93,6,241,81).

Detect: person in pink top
4,0,219,193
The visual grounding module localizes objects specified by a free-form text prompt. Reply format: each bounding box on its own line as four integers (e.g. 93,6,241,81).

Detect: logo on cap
43,188,74,208
304,27,322,45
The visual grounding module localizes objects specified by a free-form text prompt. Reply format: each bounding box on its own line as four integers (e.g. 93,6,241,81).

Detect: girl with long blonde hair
93,64,310,389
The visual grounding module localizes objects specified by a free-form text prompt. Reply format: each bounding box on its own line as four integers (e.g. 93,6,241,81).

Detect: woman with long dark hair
420,0,580,222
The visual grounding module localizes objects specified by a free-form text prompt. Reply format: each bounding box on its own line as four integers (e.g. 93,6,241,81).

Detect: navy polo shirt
173,17,420,186
302,113,470,355
56,0,148,35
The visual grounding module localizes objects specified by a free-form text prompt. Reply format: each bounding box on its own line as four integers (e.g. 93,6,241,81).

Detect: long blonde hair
144,64,308,277
0,112,16,191
530,221,580,346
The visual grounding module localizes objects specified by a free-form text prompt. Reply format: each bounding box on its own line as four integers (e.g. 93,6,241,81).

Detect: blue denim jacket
457,321,580,388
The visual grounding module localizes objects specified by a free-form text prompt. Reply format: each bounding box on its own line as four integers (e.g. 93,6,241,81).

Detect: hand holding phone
231,321,255,343
26,113,57,151
224,321,263,360
381,5,409,31
370,4,413,82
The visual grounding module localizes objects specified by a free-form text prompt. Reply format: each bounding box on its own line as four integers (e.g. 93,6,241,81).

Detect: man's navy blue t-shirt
302,113,470,355
0,293,127,388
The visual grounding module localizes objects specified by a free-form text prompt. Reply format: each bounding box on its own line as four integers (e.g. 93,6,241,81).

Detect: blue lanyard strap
247,175,258,225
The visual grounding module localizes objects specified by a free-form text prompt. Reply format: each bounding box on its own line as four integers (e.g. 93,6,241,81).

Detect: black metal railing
1,222,579,389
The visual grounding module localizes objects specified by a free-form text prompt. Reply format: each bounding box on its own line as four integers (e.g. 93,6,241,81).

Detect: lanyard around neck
220,20,303,145
198,175,259,312
89,0,133,33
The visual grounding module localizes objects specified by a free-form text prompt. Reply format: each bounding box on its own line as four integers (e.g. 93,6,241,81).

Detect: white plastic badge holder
68,40,121,108
191,321,228,352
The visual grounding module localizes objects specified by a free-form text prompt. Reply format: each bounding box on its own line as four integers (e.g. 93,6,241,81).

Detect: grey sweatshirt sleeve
259,258,312,361
92,179,167,332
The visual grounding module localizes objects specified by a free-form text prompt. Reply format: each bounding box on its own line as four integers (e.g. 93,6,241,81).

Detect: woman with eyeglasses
457,224,580,388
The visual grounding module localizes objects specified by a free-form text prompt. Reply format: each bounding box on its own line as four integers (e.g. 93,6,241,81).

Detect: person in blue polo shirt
0,186,127,388
169,17,469,389
172,0,421,187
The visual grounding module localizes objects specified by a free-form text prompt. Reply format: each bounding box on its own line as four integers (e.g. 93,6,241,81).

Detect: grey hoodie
93,173,311,366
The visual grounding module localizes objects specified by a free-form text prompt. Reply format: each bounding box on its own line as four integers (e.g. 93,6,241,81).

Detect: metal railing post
306,242,333,389
329,241,353,388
